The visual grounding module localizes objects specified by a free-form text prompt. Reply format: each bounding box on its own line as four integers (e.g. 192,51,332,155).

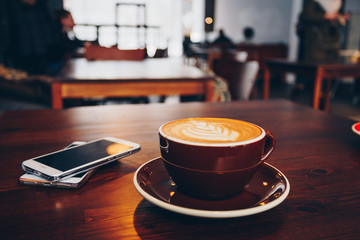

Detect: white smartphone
19,141,95,188
22,137,141,181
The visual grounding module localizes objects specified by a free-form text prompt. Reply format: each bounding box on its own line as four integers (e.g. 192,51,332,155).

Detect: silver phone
19,141,95,188
18,169,95,188
22,137,141,181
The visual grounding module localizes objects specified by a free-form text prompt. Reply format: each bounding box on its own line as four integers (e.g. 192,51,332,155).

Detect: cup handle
260,130,276,164
159,137,169,154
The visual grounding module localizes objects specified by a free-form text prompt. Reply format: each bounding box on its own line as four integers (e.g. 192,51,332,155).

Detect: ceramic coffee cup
159,118,276,199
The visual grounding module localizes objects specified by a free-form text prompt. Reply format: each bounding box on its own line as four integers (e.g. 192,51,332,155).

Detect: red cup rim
352,122,360,135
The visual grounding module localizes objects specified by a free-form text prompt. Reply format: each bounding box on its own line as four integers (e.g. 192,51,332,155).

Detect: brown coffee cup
159,118,276,199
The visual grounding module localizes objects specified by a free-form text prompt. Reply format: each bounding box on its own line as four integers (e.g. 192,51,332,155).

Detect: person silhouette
47,9,88,74
211,29,235,49
243,27,255,43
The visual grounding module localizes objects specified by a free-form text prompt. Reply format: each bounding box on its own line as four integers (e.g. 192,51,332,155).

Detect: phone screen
34,139,134,171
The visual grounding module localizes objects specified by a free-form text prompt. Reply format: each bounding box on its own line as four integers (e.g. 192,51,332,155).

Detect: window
64,0,205,57
64,0,192,57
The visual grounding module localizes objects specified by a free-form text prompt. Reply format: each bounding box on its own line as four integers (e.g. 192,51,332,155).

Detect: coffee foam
160,118,263,145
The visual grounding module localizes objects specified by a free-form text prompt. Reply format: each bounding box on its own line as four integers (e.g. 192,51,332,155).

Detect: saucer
133,157,290,218
352,122,360,136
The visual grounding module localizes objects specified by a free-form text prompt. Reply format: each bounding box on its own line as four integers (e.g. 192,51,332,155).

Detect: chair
212,59,259,100
235,61,259,100
84,44,146,61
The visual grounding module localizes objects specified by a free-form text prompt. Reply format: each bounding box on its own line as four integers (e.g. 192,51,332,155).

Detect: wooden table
50,58,215,109
264,59,360,111
1,100,359,239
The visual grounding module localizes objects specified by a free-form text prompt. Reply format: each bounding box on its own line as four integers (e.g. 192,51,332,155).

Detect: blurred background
0,0,359,119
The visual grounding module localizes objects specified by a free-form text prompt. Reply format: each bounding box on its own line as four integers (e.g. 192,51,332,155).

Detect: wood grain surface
0,100,359,239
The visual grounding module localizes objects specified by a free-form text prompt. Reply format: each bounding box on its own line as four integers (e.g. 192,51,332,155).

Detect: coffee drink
158,118,276,199
161,118,262,145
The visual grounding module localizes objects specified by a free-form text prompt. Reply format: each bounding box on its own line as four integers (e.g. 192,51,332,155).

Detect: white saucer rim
352,122,360,135
133,157,290,218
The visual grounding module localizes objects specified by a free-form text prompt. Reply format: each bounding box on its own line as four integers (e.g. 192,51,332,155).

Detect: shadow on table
133,199,289,239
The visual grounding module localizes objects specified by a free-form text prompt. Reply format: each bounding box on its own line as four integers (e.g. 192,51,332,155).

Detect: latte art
181,121,240,141
161,118,262,144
